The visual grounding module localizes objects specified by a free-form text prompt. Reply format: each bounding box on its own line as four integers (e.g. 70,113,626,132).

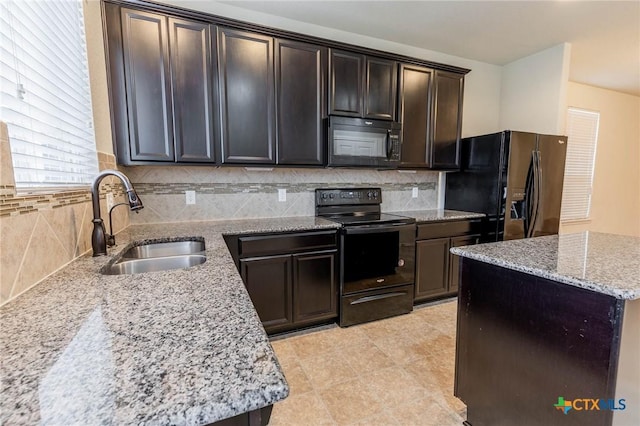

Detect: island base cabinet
455,258,624,426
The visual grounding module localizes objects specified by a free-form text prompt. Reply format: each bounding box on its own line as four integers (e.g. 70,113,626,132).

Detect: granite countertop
451,232,640,300
0,216,339,425
389,209,485,223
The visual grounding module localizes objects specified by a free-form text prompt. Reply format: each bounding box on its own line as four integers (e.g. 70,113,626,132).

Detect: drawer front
239,230,337,258
340,284,414,327
417,219,482,240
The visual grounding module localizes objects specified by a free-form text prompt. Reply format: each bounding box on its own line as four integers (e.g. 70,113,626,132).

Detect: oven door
340,223,416,295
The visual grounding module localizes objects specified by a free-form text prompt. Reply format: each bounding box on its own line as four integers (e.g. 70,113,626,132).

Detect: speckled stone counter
390,209,485,223
0,216,339,425
451,231,640,300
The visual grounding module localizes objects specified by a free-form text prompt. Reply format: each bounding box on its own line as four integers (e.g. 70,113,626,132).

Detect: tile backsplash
0,122,130,305
123,166,440,224
1,117,439,306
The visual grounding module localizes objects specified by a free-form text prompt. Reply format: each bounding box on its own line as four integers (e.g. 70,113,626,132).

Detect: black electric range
315,188,416,327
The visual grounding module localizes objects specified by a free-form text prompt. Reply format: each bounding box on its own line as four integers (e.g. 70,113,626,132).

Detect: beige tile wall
0,123,130,305
123,166,440,224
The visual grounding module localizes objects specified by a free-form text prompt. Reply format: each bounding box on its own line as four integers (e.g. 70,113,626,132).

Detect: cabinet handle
350,291,407,305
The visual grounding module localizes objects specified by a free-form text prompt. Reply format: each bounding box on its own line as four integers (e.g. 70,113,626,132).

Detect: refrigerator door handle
523,151,535,237
531,150,543,237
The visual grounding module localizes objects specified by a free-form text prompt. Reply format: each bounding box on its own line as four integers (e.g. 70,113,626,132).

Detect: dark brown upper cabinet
275,39,327,165
119,8,174,162
103,0,469,168
104,5,219,164
432,70,464,169
364,57,398,120
217,28,275,164
398,64,464,169
329,50,363,117
398,64,433,168
329,49,397,120
169,18,219,162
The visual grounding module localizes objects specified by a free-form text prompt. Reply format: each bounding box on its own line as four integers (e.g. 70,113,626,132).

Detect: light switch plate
412,187,419,198
185,190,196,205
278,188,286,202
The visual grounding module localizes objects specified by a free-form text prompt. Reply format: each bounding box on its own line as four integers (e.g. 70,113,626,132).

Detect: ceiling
202,0,640,96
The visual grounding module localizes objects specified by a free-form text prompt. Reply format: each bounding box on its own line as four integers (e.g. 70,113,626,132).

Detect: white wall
499,43,571,135
560,82,640,237
155,0,503,137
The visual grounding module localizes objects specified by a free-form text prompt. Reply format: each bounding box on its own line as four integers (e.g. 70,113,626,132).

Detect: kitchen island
0,217,339,425
451,232,639,426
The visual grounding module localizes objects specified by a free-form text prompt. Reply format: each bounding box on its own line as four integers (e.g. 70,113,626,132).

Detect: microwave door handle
386,130,392,159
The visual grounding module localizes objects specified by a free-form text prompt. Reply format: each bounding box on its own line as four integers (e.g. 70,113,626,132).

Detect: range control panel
315,188,382,206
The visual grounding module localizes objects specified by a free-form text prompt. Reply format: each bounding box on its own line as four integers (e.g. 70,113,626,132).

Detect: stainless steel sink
122,240,205,259
103,239,206,275
103,254,206,275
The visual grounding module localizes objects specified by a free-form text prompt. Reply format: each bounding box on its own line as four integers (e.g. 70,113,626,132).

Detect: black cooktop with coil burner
315,188,415,226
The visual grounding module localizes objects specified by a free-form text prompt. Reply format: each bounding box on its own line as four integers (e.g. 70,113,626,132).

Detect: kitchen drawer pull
350,291,408,305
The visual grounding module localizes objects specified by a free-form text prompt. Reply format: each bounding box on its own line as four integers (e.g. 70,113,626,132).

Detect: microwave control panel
389,134,401,160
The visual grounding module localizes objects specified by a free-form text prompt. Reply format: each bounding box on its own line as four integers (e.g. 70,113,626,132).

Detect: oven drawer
340,284,413,327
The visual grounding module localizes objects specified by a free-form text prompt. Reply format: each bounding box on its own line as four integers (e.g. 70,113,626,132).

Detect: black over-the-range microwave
327,116,402,168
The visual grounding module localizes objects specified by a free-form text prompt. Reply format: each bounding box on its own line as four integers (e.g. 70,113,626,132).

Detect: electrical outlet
106,193,115,210
185,190,196,205
412,187,419,198
278,188,286,202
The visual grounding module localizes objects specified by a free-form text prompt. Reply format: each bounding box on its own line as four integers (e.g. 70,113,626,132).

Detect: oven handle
343,223,415,235
350,291,408,305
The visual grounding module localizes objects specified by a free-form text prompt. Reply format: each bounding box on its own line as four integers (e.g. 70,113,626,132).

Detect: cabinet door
415,237,450,302
169,18,218,162
364,57,397,120
448,234,480,293
293,251,337,323
329,50,364,117
398,64,433,168
275,39,326,165
218,28,275,164
121,8,174,161
431,71,463,169
241,255,292,331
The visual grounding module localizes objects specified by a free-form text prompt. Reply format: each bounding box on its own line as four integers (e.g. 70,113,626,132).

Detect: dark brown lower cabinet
448,234,479,293
241,255,292,331
415,238,450,300
293,252,337,324
229,230,338,334
414,219,481,303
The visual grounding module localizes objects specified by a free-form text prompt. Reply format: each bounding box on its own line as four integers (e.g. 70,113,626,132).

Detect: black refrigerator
445,130,567,241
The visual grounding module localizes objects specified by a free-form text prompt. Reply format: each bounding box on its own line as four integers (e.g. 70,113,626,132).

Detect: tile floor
268,299,466,425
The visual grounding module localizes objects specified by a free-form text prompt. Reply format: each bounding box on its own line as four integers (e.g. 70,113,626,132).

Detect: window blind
561,107,599,221
0,0,98,189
